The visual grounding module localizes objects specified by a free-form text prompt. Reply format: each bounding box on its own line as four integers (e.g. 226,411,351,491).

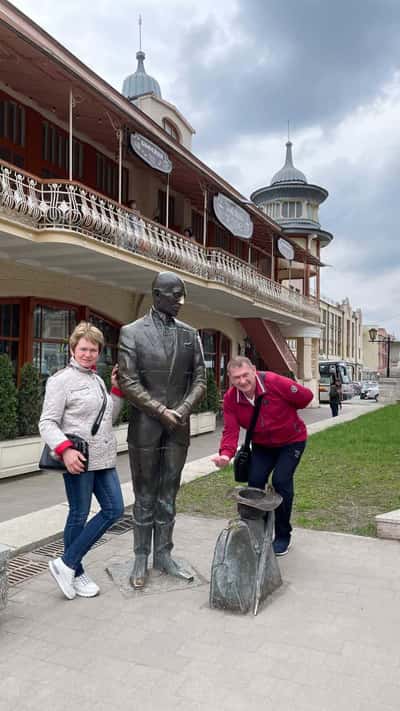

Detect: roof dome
270,141,307,185
122,50,162,101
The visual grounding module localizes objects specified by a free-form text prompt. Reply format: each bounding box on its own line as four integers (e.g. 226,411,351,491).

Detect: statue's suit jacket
118,311,206,448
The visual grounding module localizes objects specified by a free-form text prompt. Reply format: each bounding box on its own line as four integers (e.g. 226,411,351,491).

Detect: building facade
362,326,398,378
320,297,363,379
0,1,324,403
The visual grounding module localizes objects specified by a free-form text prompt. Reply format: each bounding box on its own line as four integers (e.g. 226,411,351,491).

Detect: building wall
320,297,363,378
0,259,245,381
134,95,193,150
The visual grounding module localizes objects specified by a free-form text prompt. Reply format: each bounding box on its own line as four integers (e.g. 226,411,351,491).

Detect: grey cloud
174,0,400,150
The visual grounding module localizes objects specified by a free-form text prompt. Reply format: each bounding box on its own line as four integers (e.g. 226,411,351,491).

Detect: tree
17,363,43,436
0,354,17,440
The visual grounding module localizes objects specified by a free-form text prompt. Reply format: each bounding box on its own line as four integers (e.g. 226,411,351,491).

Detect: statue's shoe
129,555,148,589
153,554,194,581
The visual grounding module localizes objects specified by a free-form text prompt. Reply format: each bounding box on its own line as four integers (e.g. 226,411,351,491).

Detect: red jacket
219,371,313,459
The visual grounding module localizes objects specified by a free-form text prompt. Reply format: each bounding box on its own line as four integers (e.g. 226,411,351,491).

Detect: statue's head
152,272,186,318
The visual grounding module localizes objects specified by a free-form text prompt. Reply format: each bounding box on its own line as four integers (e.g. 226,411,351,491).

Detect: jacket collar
69,356,96,375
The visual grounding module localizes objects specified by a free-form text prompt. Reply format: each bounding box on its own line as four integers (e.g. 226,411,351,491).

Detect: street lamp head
369,327,378,342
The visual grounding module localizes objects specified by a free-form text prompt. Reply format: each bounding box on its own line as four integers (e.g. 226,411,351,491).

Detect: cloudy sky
12,0,400,335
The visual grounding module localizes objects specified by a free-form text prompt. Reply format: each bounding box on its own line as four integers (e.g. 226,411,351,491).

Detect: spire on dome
122,15,162,101
270,141,307,186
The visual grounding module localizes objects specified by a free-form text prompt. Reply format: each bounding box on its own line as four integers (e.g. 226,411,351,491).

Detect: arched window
162,118,180,143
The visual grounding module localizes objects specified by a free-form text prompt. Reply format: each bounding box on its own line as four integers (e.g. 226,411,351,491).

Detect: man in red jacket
212,356,313,556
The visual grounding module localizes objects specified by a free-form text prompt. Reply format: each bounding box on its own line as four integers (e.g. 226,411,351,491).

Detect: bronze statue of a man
118,272,206,589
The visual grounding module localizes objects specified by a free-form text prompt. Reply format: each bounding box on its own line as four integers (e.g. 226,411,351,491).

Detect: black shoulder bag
233,394,264,483
39,382,108,472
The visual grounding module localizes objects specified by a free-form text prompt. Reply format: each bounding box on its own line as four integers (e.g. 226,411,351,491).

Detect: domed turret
250,138,333,247
270,141,307,185
122,49,162,102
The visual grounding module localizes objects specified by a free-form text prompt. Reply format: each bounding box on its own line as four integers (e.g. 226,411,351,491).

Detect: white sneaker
73,572,100,598
49,557,76,600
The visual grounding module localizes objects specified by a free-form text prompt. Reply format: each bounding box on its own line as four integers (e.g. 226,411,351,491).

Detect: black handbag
39,379,108,472
233,394,264,483
39,434,89,471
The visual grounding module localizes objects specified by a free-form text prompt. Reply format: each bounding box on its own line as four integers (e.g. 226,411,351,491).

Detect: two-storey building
0,1,323,402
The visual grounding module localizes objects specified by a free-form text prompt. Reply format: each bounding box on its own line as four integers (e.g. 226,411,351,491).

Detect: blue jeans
248,441,306,541
62,467,124,576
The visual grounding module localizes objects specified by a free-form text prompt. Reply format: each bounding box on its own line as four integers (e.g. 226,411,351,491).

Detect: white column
166,173,170,228
203,188,208,246
69,89,73,181
118,129,123,204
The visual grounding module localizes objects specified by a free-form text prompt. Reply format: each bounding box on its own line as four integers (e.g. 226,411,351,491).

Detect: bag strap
91,380,108,436
243,394,263,450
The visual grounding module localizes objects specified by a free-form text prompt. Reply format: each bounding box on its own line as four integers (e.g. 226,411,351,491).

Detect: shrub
17,363,43,437
0,354,17,440
192,368,220,414
206,369,220,413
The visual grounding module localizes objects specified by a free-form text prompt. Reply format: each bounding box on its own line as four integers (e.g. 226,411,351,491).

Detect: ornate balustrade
0,163,320,321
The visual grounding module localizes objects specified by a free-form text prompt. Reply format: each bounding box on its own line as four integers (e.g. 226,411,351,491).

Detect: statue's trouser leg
128,444,162,588
153,438,192,580
130,520,153,588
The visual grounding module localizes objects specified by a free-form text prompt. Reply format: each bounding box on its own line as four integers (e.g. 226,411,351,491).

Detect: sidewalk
2,513,400,711
1,399,397,711
0,399,381,554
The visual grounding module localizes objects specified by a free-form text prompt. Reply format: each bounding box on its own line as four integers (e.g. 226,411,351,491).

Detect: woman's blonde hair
69,321,104,353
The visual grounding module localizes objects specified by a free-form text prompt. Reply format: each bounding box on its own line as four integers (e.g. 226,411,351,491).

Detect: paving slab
2,515,400,711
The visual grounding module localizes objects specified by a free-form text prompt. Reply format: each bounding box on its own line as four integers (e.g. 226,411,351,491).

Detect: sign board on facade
277,237,295,261
129,133,172,174
213,193,254,240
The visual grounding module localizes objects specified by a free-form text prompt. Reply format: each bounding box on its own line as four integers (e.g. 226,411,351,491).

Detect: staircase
240,319,298,377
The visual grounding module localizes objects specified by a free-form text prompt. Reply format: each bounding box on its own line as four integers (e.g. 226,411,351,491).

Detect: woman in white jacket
39,321,124,600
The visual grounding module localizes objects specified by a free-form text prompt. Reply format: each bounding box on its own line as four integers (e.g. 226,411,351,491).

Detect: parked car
352,381,362,395
365,383,379,401
360,381,375,399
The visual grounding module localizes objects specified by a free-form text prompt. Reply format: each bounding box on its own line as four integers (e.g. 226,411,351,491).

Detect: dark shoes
130,554,148,589
153,553,194,581
273,538,292,557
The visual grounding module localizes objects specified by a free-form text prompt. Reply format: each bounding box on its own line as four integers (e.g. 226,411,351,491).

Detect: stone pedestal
0,544,10,610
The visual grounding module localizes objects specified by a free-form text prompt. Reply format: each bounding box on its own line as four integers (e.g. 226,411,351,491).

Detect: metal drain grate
8,556,49,587
108,515,132,535
33,536,108,559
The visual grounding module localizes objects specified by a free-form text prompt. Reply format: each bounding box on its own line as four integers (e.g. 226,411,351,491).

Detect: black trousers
128,430,188,527
248,441,306,541
330,400,339,417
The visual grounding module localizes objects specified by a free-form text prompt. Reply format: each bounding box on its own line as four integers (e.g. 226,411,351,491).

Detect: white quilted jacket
39,358,123,471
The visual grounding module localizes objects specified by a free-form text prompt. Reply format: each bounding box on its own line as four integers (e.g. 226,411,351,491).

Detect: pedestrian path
2,513,400,711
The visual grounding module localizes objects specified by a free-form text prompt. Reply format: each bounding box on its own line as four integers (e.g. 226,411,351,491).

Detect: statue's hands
172,404,190,425
160,408,181,431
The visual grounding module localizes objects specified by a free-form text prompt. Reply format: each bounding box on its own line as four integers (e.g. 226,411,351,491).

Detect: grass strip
177,404,400,536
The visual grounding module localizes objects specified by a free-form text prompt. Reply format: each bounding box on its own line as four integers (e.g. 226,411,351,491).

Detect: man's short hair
227,356,255,373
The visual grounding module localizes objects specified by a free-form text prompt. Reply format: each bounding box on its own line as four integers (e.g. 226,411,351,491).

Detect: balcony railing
0,162,320,321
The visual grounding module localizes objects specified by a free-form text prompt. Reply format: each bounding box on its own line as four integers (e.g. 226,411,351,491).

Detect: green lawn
177,404,400,536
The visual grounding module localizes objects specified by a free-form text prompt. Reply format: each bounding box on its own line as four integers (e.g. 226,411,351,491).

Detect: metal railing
0,162,320,321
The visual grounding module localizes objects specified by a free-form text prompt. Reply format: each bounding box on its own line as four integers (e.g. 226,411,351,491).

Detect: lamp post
368,328,392,378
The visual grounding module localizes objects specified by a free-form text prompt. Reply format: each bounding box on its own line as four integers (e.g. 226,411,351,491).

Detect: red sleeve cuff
55,440,73,455
111,386,124,398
